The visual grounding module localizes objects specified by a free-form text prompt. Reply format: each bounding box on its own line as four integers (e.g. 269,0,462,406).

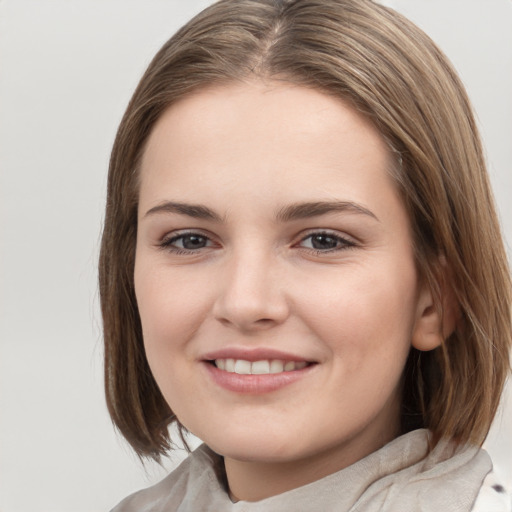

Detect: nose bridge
214,242,288,329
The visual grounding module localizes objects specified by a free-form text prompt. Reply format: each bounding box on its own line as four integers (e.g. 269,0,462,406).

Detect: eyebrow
144,201,223,222
275,201,379,222
143,199,378,223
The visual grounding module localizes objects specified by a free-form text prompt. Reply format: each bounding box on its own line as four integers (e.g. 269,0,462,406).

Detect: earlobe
412,264,458,352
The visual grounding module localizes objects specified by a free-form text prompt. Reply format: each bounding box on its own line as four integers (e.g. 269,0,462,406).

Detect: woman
99,0,512,510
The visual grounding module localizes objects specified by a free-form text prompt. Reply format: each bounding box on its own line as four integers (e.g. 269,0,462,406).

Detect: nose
212,249,290,332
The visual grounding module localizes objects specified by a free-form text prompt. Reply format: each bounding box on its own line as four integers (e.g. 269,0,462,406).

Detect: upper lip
201,347,314,363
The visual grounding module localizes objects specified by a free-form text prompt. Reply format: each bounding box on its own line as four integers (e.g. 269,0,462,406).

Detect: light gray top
111,429,495,512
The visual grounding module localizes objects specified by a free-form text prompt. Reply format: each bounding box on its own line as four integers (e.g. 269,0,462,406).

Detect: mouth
208,358,312,375
201,350,317,393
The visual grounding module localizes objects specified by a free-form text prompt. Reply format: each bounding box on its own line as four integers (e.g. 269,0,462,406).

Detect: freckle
492,484,506,494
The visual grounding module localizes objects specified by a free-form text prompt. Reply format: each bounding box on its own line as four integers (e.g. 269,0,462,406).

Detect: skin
134,81,440,502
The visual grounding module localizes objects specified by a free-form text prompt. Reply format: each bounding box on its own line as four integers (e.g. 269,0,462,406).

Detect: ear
412,259,458,352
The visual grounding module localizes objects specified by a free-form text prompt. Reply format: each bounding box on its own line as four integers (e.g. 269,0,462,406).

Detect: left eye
299,232,354,251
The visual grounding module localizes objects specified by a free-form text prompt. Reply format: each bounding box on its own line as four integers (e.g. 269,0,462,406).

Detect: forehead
138,81,402,223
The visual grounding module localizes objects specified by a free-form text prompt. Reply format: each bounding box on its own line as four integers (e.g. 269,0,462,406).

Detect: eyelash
297,231,357,254
158,230,357,255
159,231,214,255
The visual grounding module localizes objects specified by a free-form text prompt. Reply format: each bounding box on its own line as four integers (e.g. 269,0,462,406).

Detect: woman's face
135,81,428,474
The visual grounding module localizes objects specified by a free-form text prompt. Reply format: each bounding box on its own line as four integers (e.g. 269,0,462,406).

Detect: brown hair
99,0,512,459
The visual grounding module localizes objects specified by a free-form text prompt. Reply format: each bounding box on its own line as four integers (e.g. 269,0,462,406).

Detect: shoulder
109,445,225,512
472,470,511,512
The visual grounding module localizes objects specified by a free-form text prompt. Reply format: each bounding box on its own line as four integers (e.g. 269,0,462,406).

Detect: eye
298,232,356,252
160,231,214,253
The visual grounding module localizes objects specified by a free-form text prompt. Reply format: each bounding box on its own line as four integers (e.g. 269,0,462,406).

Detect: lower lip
203,362,315,394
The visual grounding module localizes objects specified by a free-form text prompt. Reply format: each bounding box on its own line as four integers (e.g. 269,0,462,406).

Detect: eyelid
155,228,358,255
295,229,358,252
158,229,219,252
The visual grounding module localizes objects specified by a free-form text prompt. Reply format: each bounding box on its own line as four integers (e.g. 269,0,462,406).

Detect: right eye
159,232,214,253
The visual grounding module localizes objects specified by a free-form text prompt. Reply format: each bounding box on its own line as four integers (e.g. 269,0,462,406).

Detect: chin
197,427,307,463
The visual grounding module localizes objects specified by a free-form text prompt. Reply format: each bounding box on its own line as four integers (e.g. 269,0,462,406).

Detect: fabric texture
472,471,511,512
111,429,500,512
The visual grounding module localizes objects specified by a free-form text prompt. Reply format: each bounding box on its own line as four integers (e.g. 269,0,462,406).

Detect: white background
0,1,511,511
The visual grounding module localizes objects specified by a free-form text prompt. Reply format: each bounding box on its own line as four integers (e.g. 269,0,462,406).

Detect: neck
224,421,400,502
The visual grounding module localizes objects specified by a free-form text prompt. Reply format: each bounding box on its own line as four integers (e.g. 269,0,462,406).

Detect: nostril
216,316,276,330
217,317,236,328
213,287,289,330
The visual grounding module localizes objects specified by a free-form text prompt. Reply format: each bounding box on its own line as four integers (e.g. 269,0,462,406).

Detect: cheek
134,270,202,415
134,263,205,381
301,262,418,339
297,261,418,385
136,261,205,335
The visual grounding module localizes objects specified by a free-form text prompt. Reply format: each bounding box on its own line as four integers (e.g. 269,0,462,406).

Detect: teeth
234,360,251,374
284,361,295,372
270,360,284,373
251,360,270,374
214,359,308,374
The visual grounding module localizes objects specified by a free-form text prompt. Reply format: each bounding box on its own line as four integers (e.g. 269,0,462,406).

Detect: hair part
99,0,512,459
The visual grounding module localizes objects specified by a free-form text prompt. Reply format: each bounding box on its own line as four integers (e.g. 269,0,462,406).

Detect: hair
99,0,512,460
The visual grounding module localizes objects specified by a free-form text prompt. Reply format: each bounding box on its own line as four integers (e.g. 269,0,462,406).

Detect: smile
213,359,309,374
202,352,317,393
